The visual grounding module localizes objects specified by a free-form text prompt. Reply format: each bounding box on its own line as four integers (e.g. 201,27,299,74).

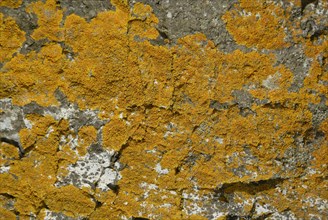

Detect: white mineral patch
303,196,328,212
43,209,70,220
262,72,281,90
212,211,227,219
55,150,120,191
0,117,13,130
139,182,159,199
269,211,297,220
155,163,169,175
67,134,79,150
0,166,10,174
255,203,272,216
23,117,32,129
182,191,204,215
45,126,54,138
45,105,75,120
98,168,121,191
214,136,224,144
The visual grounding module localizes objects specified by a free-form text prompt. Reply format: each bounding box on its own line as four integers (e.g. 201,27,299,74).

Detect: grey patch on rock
1,96,108,158
58,0,115,22
308,96,328,128
209,100,230,111
275,134,318,178
23,101,45,115
41,90,108,132
232,90,253,109
0,194,15,211
131,0,246,53
181,189,229,218
211,91,257,117
269,209,298,219
274,45,311,93
20,36,50,55
0,99,27,157
0,99,27,142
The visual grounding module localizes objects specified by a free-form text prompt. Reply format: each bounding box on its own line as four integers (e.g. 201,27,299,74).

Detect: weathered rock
0,0,327,219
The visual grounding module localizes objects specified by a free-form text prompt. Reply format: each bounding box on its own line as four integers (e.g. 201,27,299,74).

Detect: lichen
222,0,289,49
0,13,25,63
0,0,22,8
1,44,66,106
26,0,64,41
0,0,327,219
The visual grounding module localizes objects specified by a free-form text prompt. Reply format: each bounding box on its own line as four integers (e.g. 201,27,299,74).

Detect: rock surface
0,0,327,219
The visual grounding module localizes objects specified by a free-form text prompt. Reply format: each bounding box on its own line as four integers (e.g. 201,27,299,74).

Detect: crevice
131,217,149,220
301,0,319,13
107,183,120,194
35,200,50,216
22,141,36,156
0,192,15,199
219,178,286,195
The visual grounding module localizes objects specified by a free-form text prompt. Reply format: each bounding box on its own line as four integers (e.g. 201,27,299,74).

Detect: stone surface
0,0,327,219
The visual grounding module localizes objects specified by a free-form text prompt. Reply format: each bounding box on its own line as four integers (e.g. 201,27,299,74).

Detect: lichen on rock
0,0,327,219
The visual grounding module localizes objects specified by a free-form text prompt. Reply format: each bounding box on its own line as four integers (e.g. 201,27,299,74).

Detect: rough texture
0,0,327,219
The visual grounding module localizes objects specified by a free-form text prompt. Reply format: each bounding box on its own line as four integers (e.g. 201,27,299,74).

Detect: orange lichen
0,207,16,220
1,43,66,106
62,8,129,111
44,185,95,217
0,142,20,163
77,126,97,156
222,0,289,49
0,0,327,219
129,3,159,40
302,59,328,102
0,0,22,8
0,13,25,63
26,0,64,41
103,118,130,151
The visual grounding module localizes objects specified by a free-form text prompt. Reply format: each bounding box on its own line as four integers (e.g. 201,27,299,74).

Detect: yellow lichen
103,118,133,151
222,0,289,49
0,13,25,63
0,0,22,8
129,3,159,40
0,207,16,220
0,142,20,163
45,185,95,217
0,0,327,218
1,43,65,106
26,0,64,41
77,126,97,156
